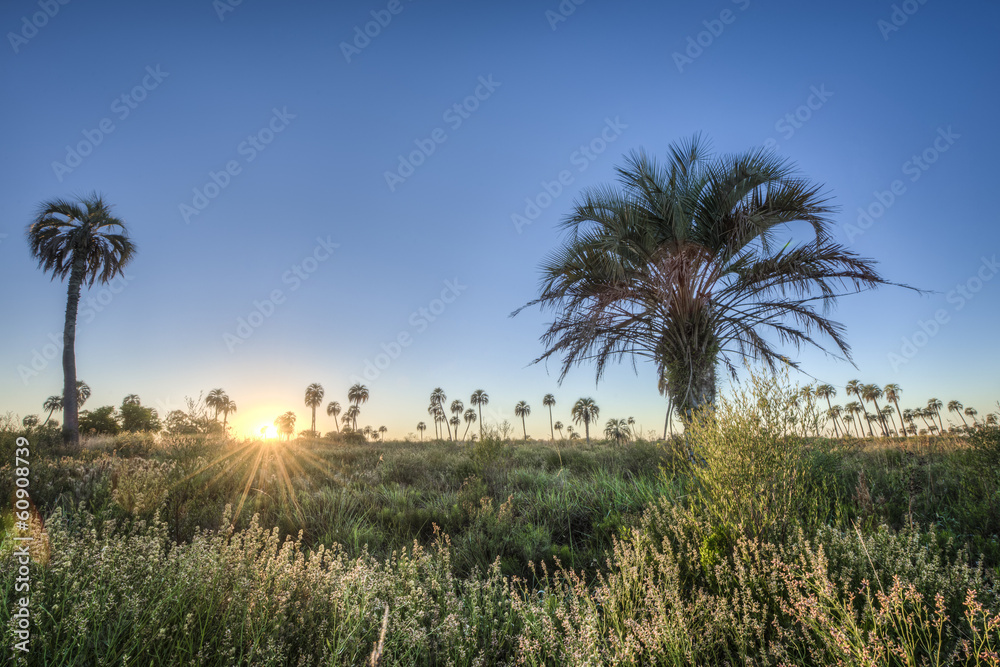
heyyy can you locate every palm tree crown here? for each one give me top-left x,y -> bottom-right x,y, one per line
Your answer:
326,401 -> 341,433
571,398 -> 600,444
304,383 -> 325,434
470,389 -> 489,438
514,401 -> 531,440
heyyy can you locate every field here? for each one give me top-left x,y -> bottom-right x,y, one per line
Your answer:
2,384 -> 1000,665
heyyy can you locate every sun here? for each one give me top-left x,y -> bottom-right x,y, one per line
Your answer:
257,423 -> 277,439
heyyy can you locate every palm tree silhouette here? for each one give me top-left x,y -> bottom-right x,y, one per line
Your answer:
844,401 -> 863,437
75,381 -> 91,409
462,408 -> 477,441
514,401 -> 531,440
26,194 -> 136,446
554,421 -> 564,439
274,411 -> 296,440
449,416 -> 460,438
816,384 -> 839,437
221,398 -> 237,432
344,405 -> 360,431
430,388 -> 451,440
826,405 -> 844,437
470,389 -> 489,439
122,394 -> 141,406
964,406 -> 979,425
927,398 -> 945,432
305,383 -> 325,434
450,399 -> 464,432
378,425 -> 387,442
605,418 -> 629,446
572,398 -> 599,444
948,400 -> 968,429
206,389 -> 227,421
542,394 -> 556,441
42,395 -> 63,425
859,384 -> 886,437
326,401 -> 341,433
417,421 -> 427,441
348,384 -> 369,430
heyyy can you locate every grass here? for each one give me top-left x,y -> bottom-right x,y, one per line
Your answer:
1,387 -> 999,665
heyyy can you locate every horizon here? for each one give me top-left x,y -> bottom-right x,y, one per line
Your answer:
2,0 -> 999,439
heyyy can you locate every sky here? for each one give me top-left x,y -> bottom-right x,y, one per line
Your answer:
1,0 -> 998,440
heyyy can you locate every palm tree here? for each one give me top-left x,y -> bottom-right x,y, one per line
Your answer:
965,406 -> 979,426
221,398 -> 237,432
326,401 -> 341,433
42,395 -> 63,425
274,411 -> 296,440
915,407 -> 934,432
462,408 -> 477,441
825,405 -> 844,437
122,394 -> 141,406
902,409 -> 917,436
26,194 -> 137,446
470,389 -> 489,438
948,400 -> 969,429
363,425 -> 373,441
880,406 -> 896,435
604,418 -> 630,446
571,398 -> 599,444
378,425 -> 387,442
554,420 -> 564,439
449,416 -> 461,438
627,417 -> 636,442
344,405 -> 360,431
927,398 -> 945,432
658,371 -> 674,439
206,388 -> 227,421
860,384 -> 887,437
304,383 -> 324,434
883,384 -> 905,437
75,381 -> 91,408
845,401 -> 863,437
430,388 -> 452,441
514,401 -> 531,440
451,400 -> 464,431
348,384 -> 369,430
417,421 -> 427,441
514,138 -> 904,419
427,403 -> 441,439
542,394 -> 556,441
816,384 -> 839,437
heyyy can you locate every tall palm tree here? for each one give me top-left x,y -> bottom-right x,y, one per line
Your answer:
627,416 -> 636,442
571,398 -> 599,444
26,194 -> 137,446
883,384 -> 905,437
42,395 -> 63,425
927,398 -> 945,432
378,425 -> 387,442
902,408 -> 917,436
514,138 -> 904,419
470,389 -> 489,438
344,405 -> 360,431
221,398 -> 237,432
449,416 -> 461,438
304,383 -> 325,434
450,399 -> 464,430
430,388 -> 452,440
206,388 -> 227,421
122,394 -> 141,406
462,408 -> 477,441
948,400 -> 969,429
825,405 -> 844,437
880,406 -> 896,435
860,384 -> 887,437
915,407 -> 934,432
553,421 -> 564,439
514,401 -> 531,440
816,384 -> 839,437
964,406 -> 979,426
348,383 -> 369,430
274,411 -> 296,440
605,418 -> 630,446
326,401 -> 341,433
417,421 -> 427,441
844,401 -> 863,437
542,394 -> 556,441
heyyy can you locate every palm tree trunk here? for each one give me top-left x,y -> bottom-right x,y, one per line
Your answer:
521,415 -> 527,440
311,407 -> 316,433
892,398 -> 906,436
441,402 -> 453,441
870,399 -> 888,437
62,258 -> 85,448
824,397 -> 840,437
477,405 -> 483,439
548,406 -> 554,441
584,420 -> 590,444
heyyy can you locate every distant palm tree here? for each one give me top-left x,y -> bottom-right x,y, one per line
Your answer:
430,388 -> 452,440
274,411 -> 296,440
880,406 -> 896,435
627,416 -> 636,442
326,401 -> 341,433
449,416 -> 461,438
26,194 -> 137,446
462,409 -> 477,441
965,406 -> 979,425
451,400 -> 464,431
554,421 -> 564,439
542,394 -> 556,441
826,405 -> 844,437
948,400 -> 969,429
378,425 -> 387,442
816,384 -> 839,437
42,395 -> 63,425
985,413 -> 997,426
470,389 -> 489,438
122,394 -> 141,406
417,421 -> 427,441
883,384 -> 905,437
206,388 -> 227,421
304,383 -> 325,434
221,398 -> 237,432
604,418 -> 630,446
844,401 -> 863,437
860,384 -> 888,437
75,381 -> 91,408
571,398 -> 599,444
348,384 -> 369,430
915,407 -> 934,432
22,415 -> 39,430
344,405 -> 360,431
927,398 -> 944,432
514,401 -> 531,440
363,425 -> 373,441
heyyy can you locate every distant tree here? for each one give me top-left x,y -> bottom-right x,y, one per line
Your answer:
553,420 -> 564,439
42,395 -> 63,425
571,398 -> 599,444
816,384 -> 839,437
305,383 -> 325,434
927,398 -> 945,432
430,388 -> 452,440
164,410 -> 199,435
542,394 -> 556,441
221,398 -> 237,432
861,384 -> 888,437
604,418 -> 630,446
965,406 -> 979,425
120,403 -> 161,432
462,408 -> 477,441
451,400 -> 464,434
26,194 -> 136,447
826,405 -> 844,437
514,401 -> 531,440
880,406 -> 896,435
79,405 -> 120,435
449,416 -> 461,438
948,400 -> 969,429
206,389 -> 227,421
274,412 -> 296,440
22,415 -> 39,430
417,421 -> 427,441
883,384 -> 905,436
326,401 -> 341,433
378,425 -> 387,442
344,405 -> 360,431
470,389 -> 489,439
122,394 -> 141,406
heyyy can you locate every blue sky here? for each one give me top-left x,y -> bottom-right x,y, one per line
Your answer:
2,0 -> 998,438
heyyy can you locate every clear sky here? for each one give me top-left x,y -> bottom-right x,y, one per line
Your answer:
2,0 -> 998,439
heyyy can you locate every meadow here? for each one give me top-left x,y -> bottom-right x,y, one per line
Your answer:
2,377 -> 999,665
